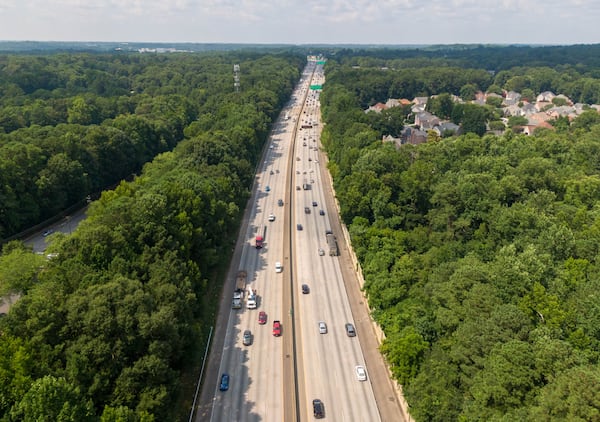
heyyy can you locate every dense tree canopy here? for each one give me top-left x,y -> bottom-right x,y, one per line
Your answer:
0,52 -> 301,239
321,48 -> 600,420
0,50 -> 303,420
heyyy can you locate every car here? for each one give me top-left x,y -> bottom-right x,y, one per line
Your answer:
297,224 -> 303,231
355,365 -> 367,381
308,157 -> 312,161
258,311 -> 267,325
243,330 -> 252,346
303,142 -> 307,146
318,248 -> 325,256
275,261 -> 282,273
265,185 -> 270,192
278,199 -> 284,206
272,320 -> 281,336
325,229 -> 333,235
296,186 -> 301,191
318,321 -> 327,334
313,399 -> 324,418
319,209 -> 325,216
312,201 -> 317,206
219,373 -> 230,391
268,213 -> 276,222
296,156 -> 301,161
304,207 -> 310,214
302,284 -> 310,294
42,229 -> 54,237
270,170 -> 274,175
345,323 -> 356,337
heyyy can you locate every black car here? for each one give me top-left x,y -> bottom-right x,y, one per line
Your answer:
319,209 -> 325,216
302,284 -> 310,294
304,207 -> 311,214
313,399 -> 324,418
297,224 -> 303,231
278,199 -> 284,206
312,201 -> 317,206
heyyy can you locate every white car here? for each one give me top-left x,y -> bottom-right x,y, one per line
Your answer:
318,321 -> 327,334
275,261 -> 282,273
355,365 -> 367,381
318,248 -> 325,256
268,213 -> 276,222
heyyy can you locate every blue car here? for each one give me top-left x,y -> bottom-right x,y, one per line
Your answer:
219,373 -> 229,391
265,186 -> 271,192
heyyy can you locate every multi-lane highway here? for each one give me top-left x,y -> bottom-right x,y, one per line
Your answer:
197,60 -> 399,421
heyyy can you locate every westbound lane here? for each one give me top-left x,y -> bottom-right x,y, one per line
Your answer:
204,63 -> 315,422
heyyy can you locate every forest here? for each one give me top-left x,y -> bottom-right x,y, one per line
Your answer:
0,51 -> 303,420
319,48 -> 600,421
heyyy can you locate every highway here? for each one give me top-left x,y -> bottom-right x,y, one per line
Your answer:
199,60 -> 396,421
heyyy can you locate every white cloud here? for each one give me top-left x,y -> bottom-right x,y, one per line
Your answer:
0,0 -> 599,43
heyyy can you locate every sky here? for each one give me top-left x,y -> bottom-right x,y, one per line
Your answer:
0,0 -> 599,45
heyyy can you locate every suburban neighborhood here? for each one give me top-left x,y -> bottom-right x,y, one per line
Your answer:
367,89 -> 600,148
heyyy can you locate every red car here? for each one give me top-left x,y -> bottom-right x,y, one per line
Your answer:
272,320 -> 281,337
258,311 -> 267,325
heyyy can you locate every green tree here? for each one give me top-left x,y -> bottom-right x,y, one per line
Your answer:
11,375 -> 95,421
380,327 -> 428,385
529,366 -> 600,421
100,406 -> 154,422
460,83 -> 478,101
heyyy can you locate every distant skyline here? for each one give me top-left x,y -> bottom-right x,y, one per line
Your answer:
1,0 -> 599,45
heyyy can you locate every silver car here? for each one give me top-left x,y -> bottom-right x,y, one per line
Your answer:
243,330 -> 252,346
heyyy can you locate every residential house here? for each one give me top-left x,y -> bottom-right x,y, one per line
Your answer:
504,104 -> 524,117
528,112 -> 553,125
536,91 -> 556,103
366,102 -> 387,113
414,111 -> 440,130
516,121 -> 555,135
433,122 -> 461,137
411,96 -> 429,113
521,102 -> 537,115
547,105 -> 577,120
400,127 -> 428,145
385,98 -> 401,108
503,91 -> 522,106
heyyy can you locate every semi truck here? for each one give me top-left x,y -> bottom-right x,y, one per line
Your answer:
326,233 -> 339,256
232,270 -> 247,309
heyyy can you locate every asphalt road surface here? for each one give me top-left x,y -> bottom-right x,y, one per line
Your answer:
197,61 -> 408,422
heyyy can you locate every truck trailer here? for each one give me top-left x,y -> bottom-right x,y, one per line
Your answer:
326,233 -> 339,256
232,270 -> 247,309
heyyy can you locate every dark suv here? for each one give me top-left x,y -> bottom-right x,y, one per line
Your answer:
313,399 -> 324,418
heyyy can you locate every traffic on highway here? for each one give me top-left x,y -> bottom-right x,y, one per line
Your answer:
203,59 -> 382,421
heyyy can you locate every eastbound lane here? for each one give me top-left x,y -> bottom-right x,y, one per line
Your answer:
292,73 -> 381,421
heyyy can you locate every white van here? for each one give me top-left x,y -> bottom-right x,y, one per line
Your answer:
275,261 -> 282,273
